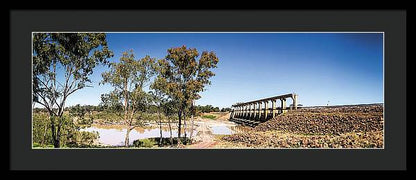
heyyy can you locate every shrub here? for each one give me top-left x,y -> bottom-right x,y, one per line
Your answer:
202,115 -> 216,120
133,137 -> 192,147
133,138 -> 156,148
32,112 -> 99,148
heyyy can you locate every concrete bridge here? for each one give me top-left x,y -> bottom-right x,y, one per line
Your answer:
229,93 -> 298,126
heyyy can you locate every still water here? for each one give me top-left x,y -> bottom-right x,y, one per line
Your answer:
81,123 -> 235,146
210,124 -> 234,135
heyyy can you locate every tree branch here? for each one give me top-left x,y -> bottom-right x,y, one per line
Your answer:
38,74 -> 62,111
35,91 -> 57,116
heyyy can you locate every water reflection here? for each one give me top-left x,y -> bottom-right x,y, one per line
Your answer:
82,126 -> 192,146
81,123 -> 237,146
210,125 -> 235,135
230,125 -> 252,133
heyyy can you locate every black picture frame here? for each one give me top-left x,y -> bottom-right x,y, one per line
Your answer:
10,10 -> 407,171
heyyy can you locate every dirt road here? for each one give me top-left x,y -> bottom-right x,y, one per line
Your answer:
186,115 -> 234,148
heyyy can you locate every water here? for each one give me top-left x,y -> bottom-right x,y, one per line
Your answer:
81,123 -> 236,146
210,124 -> 235,135
81,126 -> 182,146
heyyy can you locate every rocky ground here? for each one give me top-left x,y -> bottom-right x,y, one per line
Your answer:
220,104 -> 384,148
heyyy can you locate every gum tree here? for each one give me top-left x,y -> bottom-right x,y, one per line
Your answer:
149,80 -> 169,146
153,45 -> 219,142
100,50 -> 156,147
33,33 -> 113,148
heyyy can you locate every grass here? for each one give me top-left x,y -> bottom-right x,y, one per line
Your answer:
133,138 -> 157,148
202,115 -> 217,120
32,142 -> 54,148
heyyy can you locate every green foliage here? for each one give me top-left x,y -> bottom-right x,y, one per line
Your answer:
195,105 -> 221,113
64,105 -> 103,112
133,137 -> 192,147
221,107 -> 232,112
77,118 -> 94,127
33,142 -> 55,148
100,50 -> 157,120
133,138 -> 156,148
92,111 -> 123,124
69,104 -> 87,118
153,46 -> 219,109
99,92 -> 124,116
33,33 -> 113,148
213,107 -> 220,112
32,112 -> 53,145
152,45 -> 219,138
100,50 -> 157,147
32,112 -> 99,148
100,50 -> 156,122
33,33 -> 113,115
33,108 -> 49,113
66,131 -> 99,148
202,115 -> 217,120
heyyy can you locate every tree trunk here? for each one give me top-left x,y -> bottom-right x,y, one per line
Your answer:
53,139 -> 60,148
189,114 -> 194,140
177,110 -> 182,145
158,112 -> 163,146
41,124 -> 47,145
56,116 -> 63,147
123,80 -> 129,147
184,113 -> 187,144
125,127 -> 131,147
178,110 -> 182,138
49,115 -> 60,148
168,118 -> 173,146
53,118 -> 60,148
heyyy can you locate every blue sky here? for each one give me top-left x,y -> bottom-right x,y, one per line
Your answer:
49,33 -> 383,108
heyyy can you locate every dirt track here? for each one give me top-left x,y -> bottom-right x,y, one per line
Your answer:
186,114 -> 234,148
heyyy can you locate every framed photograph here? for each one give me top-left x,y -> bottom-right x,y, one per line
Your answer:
10,10 -> 407,171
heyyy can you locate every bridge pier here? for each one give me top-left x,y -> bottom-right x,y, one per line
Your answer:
272,99 -> 276,118
243,105 -> 247,119
241,105 -> 244,118
240,106 -> 243,118
246,104 -> 249,118
250,103 -> 254,119
245,105 -> 249,119
247,105 -> 250,118
264,101 -> 268,121
257,102 -> 262,120
249,103 -> 252,119
281,98 -> 287,113
293,94 -> 298,110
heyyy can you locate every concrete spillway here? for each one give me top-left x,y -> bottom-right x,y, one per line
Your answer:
229,93 -> 298,126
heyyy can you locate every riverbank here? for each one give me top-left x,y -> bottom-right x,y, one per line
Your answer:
34,104 -> 384,149
81,113 -> 238,147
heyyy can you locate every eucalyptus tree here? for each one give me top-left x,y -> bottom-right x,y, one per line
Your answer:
150,72 -> 181,146
152,45 -> 219,142
101,50 -> 156,147
69,104 -> 87,120
161,97 -> 179,145
33,33 -> 113,147
100,92 -> 124,114
149,82 -> 168,146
